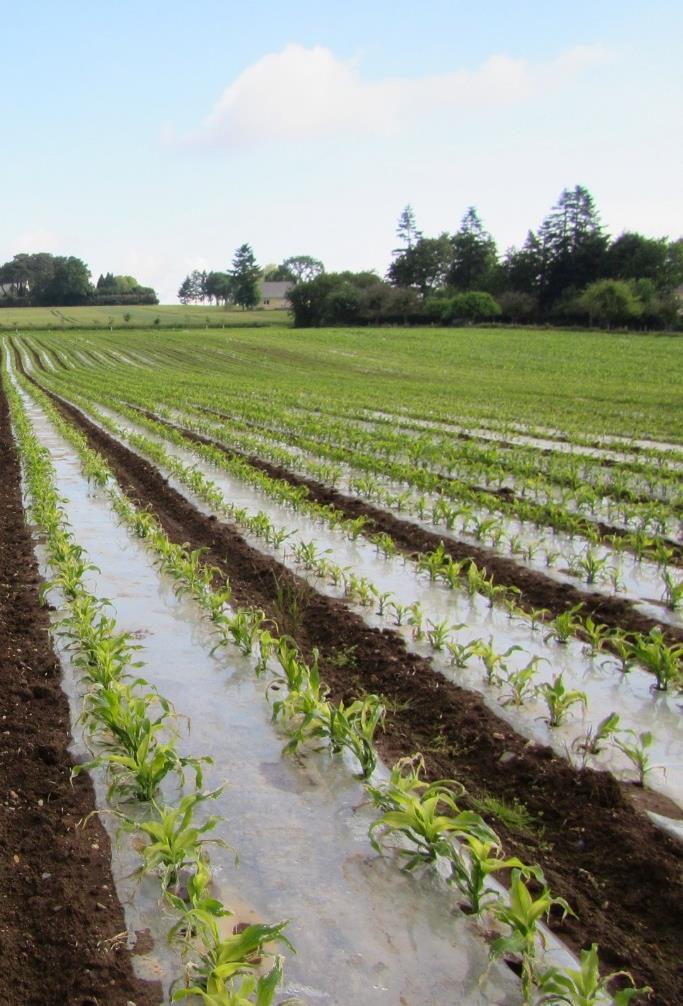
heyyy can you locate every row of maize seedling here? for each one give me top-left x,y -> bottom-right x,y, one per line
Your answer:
285,543 -> 666,785
337,398 -> 683,461
119,371 -> 678,507
24,348 -> 681,569
214,388 -> 681,492
19,352 -> 683,621
12,366 -> 662,1002
86,385 -> 683,621
200,405 -> 680,554
39,329 -> 683,526
366,753 -> 650,1005
154,391 -> 681,550
128,395 -> 681,607
60,384 -> 683,700
18,371 -> 389,783
42,382 -> 683,670
3,357 -> 296,1005
99,382 -> 680,574
28,377 -> 679,748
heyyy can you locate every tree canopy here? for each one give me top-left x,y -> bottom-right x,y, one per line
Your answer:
394,204 -> 421,253
446,207 -> 498,292
380,189 -> 683,329
265,255 -> 324,284
579,279 -> 642,328
0,253 -> 157,306
0,253 -> 91,305
230,244 -> 261,309
171,187 -> 683,329
387,235 -> 452,298
288,271 -> 420,327
95,272 -> 157,304
438,290 -> 502,324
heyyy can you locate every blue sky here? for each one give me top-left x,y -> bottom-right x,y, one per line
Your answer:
1,1 -> 681,302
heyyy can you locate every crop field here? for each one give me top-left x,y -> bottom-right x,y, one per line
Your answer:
0,303 -> 285,330
1,325 -> 682,1005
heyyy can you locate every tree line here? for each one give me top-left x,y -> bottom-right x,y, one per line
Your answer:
0,253 -> 158,307
292,187 -> 682,328
177,247 -> 324,307
195,187 -> 680,329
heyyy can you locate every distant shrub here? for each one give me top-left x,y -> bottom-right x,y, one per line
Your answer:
497,290 -> 539,324
439,291 -> 502,324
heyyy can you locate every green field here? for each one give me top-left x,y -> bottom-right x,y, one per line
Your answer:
6,321 -> 683,1005
22,324 -> 683,440
0,303 -> 286,329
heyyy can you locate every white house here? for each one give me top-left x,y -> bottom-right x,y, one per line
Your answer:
260,281 -> 293,309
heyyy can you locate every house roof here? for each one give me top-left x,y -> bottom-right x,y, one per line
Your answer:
261,281 -> 294,299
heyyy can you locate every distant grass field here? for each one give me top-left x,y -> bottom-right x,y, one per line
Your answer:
21,324 -> 683,440
0,303 -> 287,329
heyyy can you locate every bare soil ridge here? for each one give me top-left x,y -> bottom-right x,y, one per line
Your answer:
0,380 -> 160,1006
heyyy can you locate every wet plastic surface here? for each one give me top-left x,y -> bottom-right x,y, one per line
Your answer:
21,387 -> 523,1005
95,402 -> 683,811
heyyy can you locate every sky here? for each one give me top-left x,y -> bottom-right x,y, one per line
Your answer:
1,1 -> 682,303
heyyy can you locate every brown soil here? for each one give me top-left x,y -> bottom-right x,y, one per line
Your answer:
38,383 -> 683,1005
143,409 -> 682,645
0,384 -> 160,1006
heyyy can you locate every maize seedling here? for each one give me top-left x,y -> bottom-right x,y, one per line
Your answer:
448,834 -> 538,916
172,923 -> 293,1002
367,758 -> 491,873
629,628 -> 682,691
535,675 -> 587,728
572,712 -> 621,764
535,942 -> 651,1006
613,730 -> 657,786
490,869 -> 573,1003
544,604 -> 584,645
500,658 -> 546,707
122,788 -> 229,892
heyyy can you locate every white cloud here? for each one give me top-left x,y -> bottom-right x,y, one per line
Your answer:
177,42 -> 613,148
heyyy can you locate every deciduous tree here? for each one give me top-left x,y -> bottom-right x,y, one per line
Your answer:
273,255 -> 324,284
439,290 -> 502,323
607,232 -> 670,286
41,256 -> 92,305
205,270 -> 233,305
387,234 -> 452,298
579,279 -> 642,328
